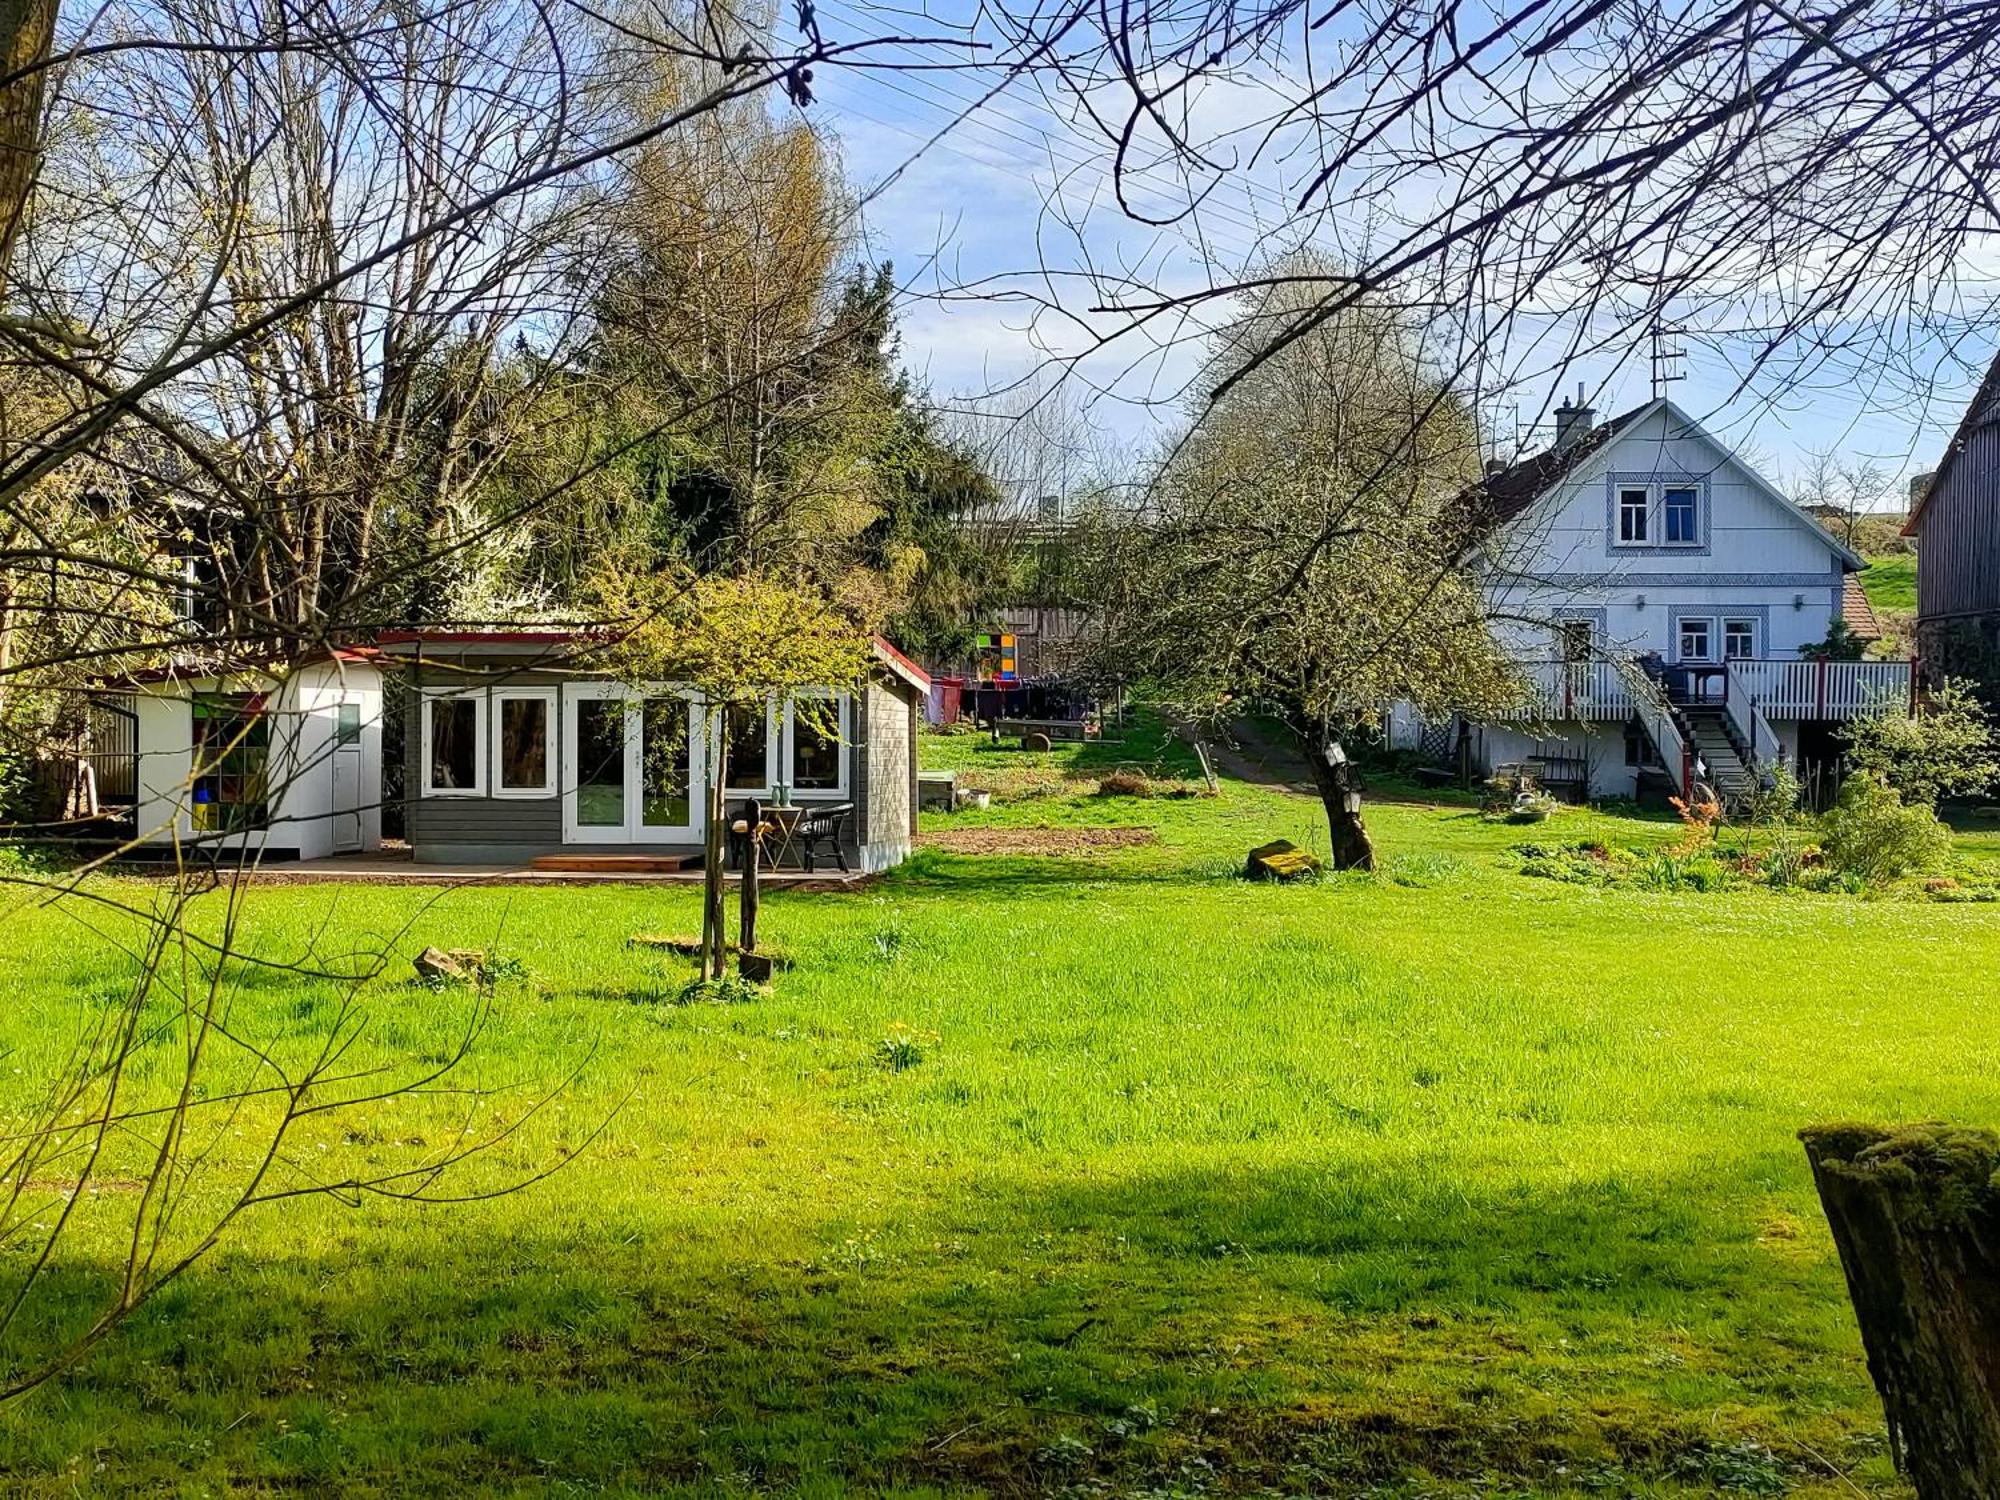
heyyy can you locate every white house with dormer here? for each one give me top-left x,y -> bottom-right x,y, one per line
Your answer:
1410,393 -> 1913,803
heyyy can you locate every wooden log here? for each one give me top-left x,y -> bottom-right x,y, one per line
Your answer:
1800,1122 -> 2000,1499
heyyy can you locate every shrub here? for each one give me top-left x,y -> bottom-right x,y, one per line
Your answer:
1819,775 -> 1953,883
1843,677 -> 1999,808
1929,882 -> 2000,903
0,843 -> 50,879
1381,852 -> 1470,887
1759,842 -> 1820,890
1638,853 -> 1732,892
1515,840 -> 1627,885
1667,792 -> 1723,853
1736,764 -> 1801,828
1800,619 -> 1869,662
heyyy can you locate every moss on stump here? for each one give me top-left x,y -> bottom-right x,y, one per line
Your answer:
1800,1121 -> 2000,1499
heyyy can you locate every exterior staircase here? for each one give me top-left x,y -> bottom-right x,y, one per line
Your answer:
1676,704 -> 1756,805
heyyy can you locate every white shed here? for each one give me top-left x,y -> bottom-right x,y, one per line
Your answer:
126,650 -> 385,860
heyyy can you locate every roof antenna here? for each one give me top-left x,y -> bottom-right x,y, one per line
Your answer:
1649,320 -> 1686,399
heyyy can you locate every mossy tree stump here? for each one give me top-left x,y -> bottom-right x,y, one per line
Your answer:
1800,1123 -> 2000,1499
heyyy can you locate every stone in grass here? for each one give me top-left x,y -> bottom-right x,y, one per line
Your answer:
413,946 -> 485,983
1245,839 -> 1323,882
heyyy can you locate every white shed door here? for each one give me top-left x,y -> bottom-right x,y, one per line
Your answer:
330,702 -> 363,852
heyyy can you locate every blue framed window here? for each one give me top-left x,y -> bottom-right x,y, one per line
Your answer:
1662,486 -> 1698,544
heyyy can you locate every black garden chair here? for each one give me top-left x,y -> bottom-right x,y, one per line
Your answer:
728,801 -> 854,873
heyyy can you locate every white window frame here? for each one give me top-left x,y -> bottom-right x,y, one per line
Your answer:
420,687 -> 486,798
1617,486 -> 1650,544
1661,485 -> 1700,545
1678,616 -> 1716,663
1722,617 -> 1757,661
782,691 -> 850,798
490,687 -> 556,798
1614,481 -> 1704,549
716,695 -> 778,796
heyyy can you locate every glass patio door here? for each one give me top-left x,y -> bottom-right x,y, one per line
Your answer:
637,694 -> 700,840
562,688 -> 704,844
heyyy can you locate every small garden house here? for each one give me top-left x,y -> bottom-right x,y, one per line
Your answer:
379,630 -> 927,871
120,650 -> 388,860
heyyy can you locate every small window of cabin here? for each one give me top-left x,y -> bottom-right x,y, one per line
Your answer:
724,700 -> 774,790
788,696 -> 847,793
493,692 -> 554,796
424,693 -> 484,796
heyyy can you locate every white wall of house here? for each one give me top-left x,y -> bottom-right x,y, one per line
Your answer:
1479,402 -> 1854,671
131,658 -> 384,859
1477,722 -> 1631,799
1470,718 -> 1810,800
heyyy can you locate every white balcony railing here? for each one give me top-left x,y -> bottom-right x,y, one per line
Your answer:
1727,658 -> 1914,720
1503,660 -> 1634,721
1506,657 -> 1912,724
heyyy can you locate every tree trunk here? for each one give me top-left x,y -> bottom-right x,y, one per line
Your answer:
1301,728 -> 1374,870
1800,1123 -> 2000,1499
0,0 -> 54,304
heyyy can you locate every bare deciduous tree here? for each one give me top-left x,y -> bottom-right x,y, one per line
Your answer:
1076,269 -> 1516,867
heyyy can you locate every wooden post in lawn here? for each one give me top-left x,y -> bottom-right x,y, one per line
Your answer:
1800,1123 -> 2000,1499
701,707 -> 728,982
739,796 -> 761,962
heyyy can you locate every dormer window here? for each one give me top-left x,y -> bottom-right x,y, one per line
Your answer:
1610,478 -> 1704,549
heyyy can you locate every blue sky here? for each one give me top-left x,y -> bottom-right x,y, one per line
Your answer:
808,12 -> 1991,503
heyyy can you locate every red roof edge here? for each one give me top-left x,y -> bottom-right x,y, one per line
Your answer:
376,627 -> 931,690
871,635 -> 931,692
376,628 -> 587,646
106,642 -> 385,686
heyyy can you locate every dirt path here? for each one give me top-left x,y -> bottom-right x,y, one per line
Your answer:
919,826 -> 1157,856
1221,716 -> 1317,792
1165,713 -> 1315,794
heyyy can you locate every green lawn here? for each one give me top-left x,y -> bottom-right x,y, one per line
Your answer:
1859,555 -> 1916,614
0,723 -> 1994,1495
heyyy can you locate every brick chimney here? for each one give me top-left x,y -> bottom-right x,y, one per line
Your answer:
1553,382 -> 1594,451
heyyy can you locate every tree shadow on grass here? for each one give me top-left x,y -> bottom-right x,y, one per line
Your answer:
0,1154 -> 1884,1496
864,849 -> 1244,895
